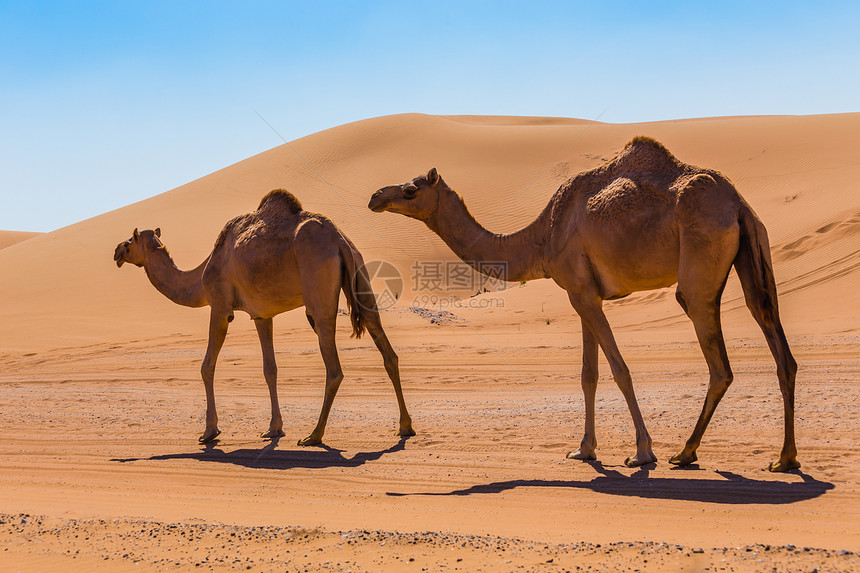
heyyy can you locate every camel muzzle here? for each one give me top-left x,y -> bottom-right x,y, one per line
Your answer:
368,191 -> 389,212
114,244 -> 126,267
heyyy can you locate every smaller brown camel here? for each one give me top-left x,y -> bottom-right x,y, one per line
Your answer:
114,189 -> 415,445
369,137 -> 798,471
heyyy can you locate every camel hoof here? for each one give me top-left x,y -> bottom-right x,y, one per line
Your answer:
198,428 -> 221,444
566,449 -> 596,461
297,435 -> 322,447
397,426 -> 416,437
669,451 -> 697,466
260,429 -> 285,440
768,459 -> 801,472
625,452 -> 657,467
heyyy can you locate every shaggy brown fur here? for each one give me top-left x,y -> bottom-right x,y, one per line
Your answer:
258,188 -> 303,213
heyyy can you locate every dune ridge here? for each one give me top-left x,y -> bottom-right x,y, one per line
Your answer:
0,112 -> 857,350
0,230 -> 42,251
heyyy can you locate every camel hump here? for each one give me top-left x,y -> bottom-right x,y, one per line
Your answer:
257,189 -> 303,214
625,135 -> 673,154
612,136 -> 680,171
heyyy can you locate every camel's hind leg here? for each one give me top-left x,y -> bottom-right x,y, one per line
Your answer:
299,315 -> 343,447
670,225 -> 738,467
743,301 -> 798,471
296,250 -> 344,447
567,318 -> 599,460
363,310 -> 415,437
254,317 -> 285,440
734,224 -> 799,472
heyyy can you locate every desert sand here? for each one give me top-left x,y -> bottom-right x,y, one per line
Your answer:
0,113 -> 858,571
0,231 -> 41,252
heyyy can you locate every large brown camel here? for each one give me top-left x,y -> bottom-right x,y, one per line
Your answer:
114,189 -> 415,445
368,137 -> 798,471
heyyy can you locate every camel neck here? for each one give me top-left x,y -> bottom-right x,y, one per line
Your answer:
142,245 -> 210,308
426,188 -> 549,283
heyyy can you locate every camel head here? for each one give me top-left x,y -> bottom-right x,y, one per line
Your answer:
368,167 -> 445,222
114,227 -> 162,268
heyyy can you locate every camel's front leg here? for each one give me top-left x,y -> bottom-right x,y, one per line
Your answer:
570,294 -> 656,467
298,319 -> 343,446
199,310 -> 230,443
567,318 -> 598,461
255,318 -> 285,439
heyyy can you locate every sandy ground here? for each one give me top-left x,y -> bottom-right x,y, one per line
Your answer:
1,327 -> 858,571
2,516 -> 855,573
1,113 -> 859,570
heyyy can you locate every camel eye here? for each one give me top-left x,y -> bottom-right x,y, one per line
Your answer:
402,184 -> 418,199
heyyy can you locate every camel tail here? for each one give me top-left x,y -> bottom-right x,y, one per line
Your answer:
733,200 -> 797,374
734,201 -> 779,323
337,237 -> 368,339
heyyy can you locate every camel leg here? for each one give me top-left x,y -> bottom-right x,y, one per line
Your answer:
567,318 -> 599,460
298,317 -> 343,446
670,224 -> 737,466
254,317 -> 285,439
199,309 -> 230,443
736,267 -> 799,472
669,295 -> 732,466
569,294 -> 655,467
295,247 -> 344,447
364,311 -> 415,437
750,309 -> 798,471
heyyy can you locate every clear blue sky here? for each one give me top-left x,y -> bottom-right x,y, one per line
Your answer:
2,1 -> 858,232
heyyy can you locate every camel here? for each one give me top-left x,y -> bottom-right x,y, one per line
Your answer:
114,189 -> 415,445
368,137 -> 798,471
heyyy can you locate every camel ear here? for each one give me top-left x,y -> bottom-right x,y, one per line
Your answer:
154,228 -> 161,238
427,167 -> 439,185
133,228 -> 139,240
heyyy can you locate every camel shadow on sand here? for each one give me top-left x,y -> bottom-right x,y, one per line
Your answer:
386,461 -> 833,505
111,436 -> 409,471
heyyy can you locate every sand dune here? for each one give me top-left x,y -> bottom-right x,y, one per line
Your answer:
0,230 -> 41,251
0,112 -> 857,351
1,113 -> 858,569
